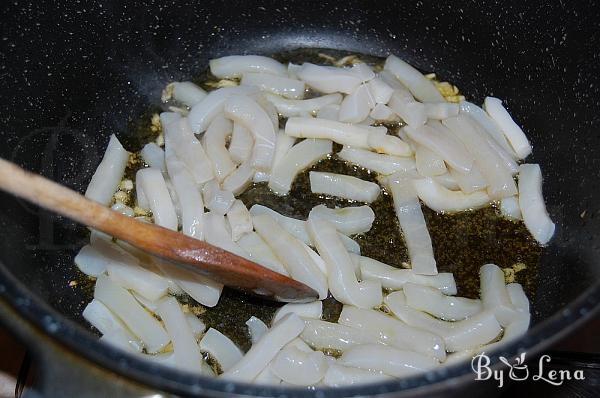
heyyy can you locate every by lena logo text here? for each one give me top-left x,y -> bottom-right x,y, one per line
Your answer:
471,352 -> 585,388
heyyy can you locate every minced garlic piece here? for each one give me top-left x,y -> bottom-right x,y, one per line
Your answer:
119,179 -> 134,191
150,113 -> 161,133
426,74 -> 465,103
333,55 -> 361,67
205,79 -> 238,88
113,190 -> 128,203
503,262 -> 527,283
161,82 -> 175,103
155,132 -> 164,147
134,206 -> 150,216
190,305 -> 206,316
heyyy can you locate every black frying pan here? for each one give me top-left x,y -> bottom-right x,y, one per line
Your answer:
1,0 -> 599,397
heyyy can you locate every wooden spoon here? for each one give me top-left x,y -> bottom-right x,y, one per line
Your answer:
0,158 -> 318,302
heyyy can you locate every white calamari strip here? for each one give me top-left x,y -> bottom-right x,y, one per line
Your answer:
359,256 -> 456,294
500,196 -> 522,221
316,104 -> 340,120
268,139 -> 332,195
483,282 -> 531,352
253,214 -> 328,299
199,328 -> 244,372
403,282 -> 482,321
203,212 -> 247,257
136,168 -> 178,230
248,204 -> 359,253
246,316 -> 269,344
300,241 -> 329,276
367,77 -> 394,104
241,72 -> 305,99
228,123 -> 254,164
443,115 -> 517,199
306,218 -> 382,308
140,142 -> 166,172
224,95 -> 277,171
425,102 -> 459,119
272,301 -> 322,324
438,115 -> 518,176
162,113 -> 214,184
226,200 -> 253,241
186,313 -> 206,337
339,84 -> 375,123
412,177 -> 491,213
94,275 -> 169,353
415,145 -> 447,177
387,178 -> 437,275
203,115 -> 236,181
74,245 -> 109,277
202,180 -> 235,215
404,125 -> 472,172
237,232 -> 289,276
433,173 -> 460,190
338,147 -> 417,176
339,344 -> 439,377
83,299 -> 130,337
370,103 -> 399,122
322,362 -> 392,387
156,260 -> 223,308
448,166 -> 488,194
85,134 -> 129,205
367,131 -> 412,157
459,101 -> 517,158
156,297 -> 205,374
351,62 -> 375,82
222,161 -> 255,195
384,55 -> 444,102
270,345 -> 328,385
387,89 -> 427,127
272,129 -> 296,169
300,318 -> 385,351
253,367 -> 282,385
165,147 -> 204,239
222,313 -> 305,381
309,171 -> 380,203
385,291 -> 502,352
187,86 -> 257,134
339,306 -> 446,361
309,204 -> 374,235
266,93 -> 342,117
480,263 -> 517,326
93,238 -> 169,301
297,63 -> 362,94
210,55 -> 286,78
285,116 -> 386,148
518,164 -> 555,244
483,97 -> 532,159
163,81 -> 207,107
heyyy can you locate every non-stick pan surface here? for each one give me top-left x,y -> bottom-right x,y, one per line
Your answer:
0,0 -> 599,397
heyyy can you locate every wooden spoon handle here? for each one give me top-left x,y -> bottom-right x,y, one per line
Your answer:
0,157 -> 318,302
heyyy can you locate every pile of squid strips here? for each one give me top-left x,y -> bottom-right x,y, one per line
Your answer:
76,53 -> 555,386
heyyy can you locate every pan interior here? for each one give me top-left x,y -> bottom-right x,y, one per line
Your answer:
0,0 -> 599,394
